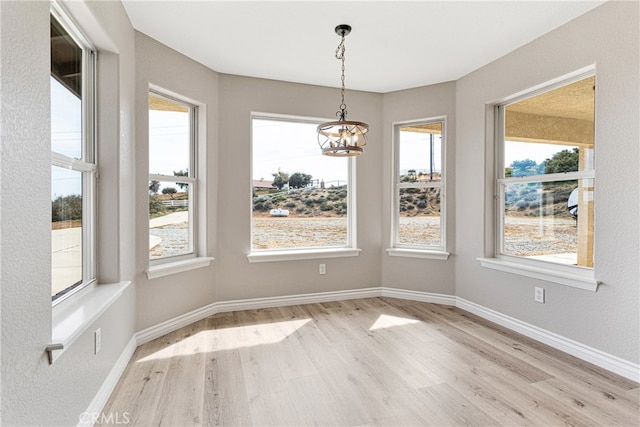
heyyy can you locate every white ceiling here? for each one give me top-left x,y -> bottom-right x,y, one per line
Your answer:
122,1 -> 605,93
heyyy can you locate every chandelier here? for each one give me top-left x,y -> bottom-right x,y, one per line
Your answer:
317,25 -> 369,157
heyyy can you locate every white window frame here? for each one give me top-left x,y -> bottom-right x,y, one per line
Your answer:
148,90 -> 198,266
247,113 -> 360,263
387,117 -> 448,260
479,71 -> 599,291
51,2 -> 97,305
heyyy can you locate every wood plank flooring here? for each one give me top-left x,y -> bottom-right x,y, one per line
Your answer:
99,298 -> 639,426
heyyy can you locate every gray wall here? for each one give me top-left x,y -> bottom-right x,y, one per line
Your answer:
381,82 -> 457,295
454,0 -> 639,363
0,1 -> 137,426
134,33 -> 219,330
1,1 -> 638,425
215,74 -> 383,304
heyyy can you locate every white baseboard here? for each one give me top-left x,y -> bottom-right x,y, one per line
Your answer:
78,336 -> 137,427
84,286 -> 638,427
135,286 -> 638,382
380,287 -> 457,306
136,287 -> 381,345
456,297 -> 640,383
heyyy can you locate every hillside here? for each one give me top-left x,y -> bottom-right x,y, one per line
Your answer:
505,181 -> 576,218
253,181 -> 577,219
253,186 -> 348,217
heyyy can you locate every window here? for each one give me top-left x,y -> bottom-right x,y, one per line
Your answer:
51,6 -> 96,303
496,75 -> 595,270
390,119 -> 446,256
148,92 -> 197,263
250,115 -> 357,260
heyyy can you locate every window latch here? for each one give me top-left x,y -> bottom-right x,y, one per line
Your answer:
46,343 -> 64,365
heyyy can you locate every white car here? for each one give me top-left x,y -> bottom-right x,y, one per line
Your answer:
269,208 -> 289,217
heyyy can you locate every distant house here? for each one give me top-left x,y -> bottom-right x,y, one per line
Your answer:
253,179 -> 273,189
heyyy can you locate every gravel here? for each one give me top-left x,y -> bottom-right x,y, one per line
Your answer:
149,214 -> 580,258
150,222 -> 189,259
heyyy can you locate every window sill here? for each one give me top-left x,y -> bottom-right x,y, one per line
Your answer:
247,248 -> 361,263
477,257 -> 599,291
146,257 -> 214,280
48,281 -> 131,364
386,248 -> 450,260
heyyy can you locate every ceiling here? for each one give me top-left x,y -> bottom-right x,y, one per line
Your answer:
121,1 -> 605,94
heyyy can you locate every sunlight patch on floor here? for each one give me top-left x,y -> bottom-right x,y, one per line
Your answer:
369,314 -> 421,331
137,318 -> 311,363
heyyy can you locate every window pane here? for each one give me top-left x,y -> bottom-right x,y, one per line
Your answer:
399,123 -> 442,183
149,181 -> 191,260
503,76 -> 595,177
51,16 -> 83,158
252,118 -> 349,250
398,187 -> 441,246
52,166 -> 83,298
502,179 -> 594,267
149,94 -> 191,176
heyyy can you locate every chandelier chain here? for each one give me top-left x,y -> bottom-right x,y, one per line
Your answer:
335,34 -> 347,120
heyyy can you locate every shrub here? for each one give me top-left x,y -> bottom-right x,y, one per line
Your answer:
148,196 -> 166,217
52,194 -> 83,222
524,192 -> 539,202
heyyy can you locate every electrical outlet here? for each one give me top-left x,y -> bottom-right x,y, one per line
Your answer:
319,263 -> 326,275
534,287 -> 545,303
94,328 -> 101,355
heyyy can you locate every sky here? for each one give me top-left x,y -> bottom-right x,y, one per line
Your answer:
52,78 -> 579,199
252,118 -> 348,185
149,110 -> 190,176
398,130 -> 442,175
505,141 -> 577,168
252,119 -> 448,185
51,77 -> 82,200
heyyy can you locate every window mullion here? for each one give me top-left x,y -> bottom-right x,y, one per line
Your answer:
150,174 -> 196,184
398,182 -> 442,189
51,152 -> 96,172
499,170 -> 595,185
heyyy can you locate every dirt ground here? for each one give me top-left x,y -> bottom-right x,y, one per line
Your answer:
252,215 -> 579,257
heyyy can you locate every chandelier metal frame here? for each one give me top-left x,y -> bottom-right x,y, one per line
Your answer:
317,24 -> 369,157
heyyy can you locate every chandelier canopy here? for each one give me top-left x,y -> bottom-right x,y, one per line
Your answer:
317,25 -> 369,157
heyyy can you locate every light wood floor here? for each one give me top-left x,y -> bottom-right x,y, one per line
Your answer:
100,298 -> 639,426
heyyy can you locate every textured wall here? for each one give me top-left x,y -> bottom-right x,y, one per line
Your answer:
454,1 -> 639,363
0,1 -> 137,425
134,33 -> 219,331
380,82 -> 457,295
215,75 -> 383,304
1,2 -> 638,426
